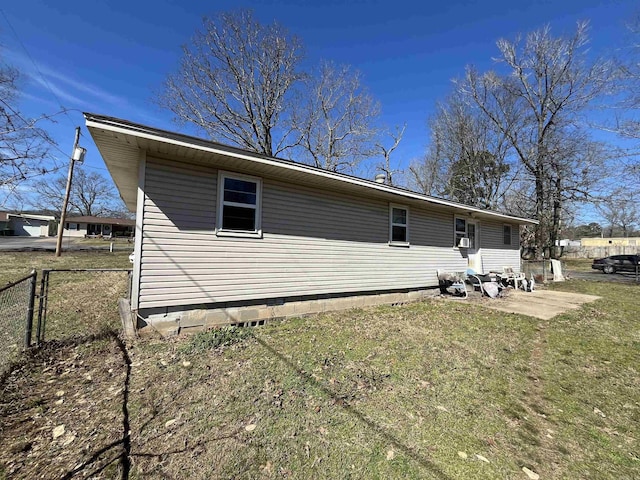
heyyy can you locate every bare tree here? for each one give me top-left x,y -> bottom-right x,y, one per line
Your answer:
1,55 -> 55,193
615,14 -> 640,141
412,93 -> 515,209
567,222 -> 603,239
35,167 -> 126,217
292,61 -> 380,172
159,10 -> 304,156
375,124 -> 405,186
607,14 -> 640,188
596,188 -> 639,237
460,22 -> 614,258
408,150 -> 444,196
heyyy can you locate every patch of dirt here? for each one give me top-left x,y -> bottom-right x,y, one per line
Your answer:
0,330 -> 130,479
514,320 -> 556,478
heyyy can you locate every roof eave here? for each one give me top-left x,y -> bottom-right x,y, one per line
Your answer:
85,113 -> 539,226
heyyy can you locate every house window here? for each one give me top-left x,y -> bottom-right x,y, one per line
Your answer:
467,222 -> 476,248
503,225 -> 512,245
216,171 -> 262,237
454,217 -> 478,248
389,205 -> 409,245
455,217 -> 467,247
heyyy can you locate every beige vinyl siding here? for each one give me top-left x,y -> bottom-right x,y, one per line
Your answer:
139,157 -> 468,309
480,221 -> 521,273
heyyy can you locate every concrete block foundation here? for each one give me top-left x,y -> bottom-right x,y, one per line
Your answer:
138,288 -> 439,336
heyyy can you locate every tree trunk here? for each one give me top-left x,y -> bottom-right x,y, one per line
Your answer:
534,166 -> 546,260
550,192 -> 562,259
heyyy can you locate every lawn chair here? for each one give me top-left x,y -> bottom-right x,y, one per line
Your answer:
466,268 -> 503,297
500,267 -> 526,290
437,270 -> 468,298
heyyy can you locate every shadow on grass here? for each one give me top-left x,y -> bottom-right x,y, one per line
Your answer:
58,331 -> 242,480
254,335 -> 451,480
0,330 -> 113,390
58,329 -> 132,480
0,328 -> 133,479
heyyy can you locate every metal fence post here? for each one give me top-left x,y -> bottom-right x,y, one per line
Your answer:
24,270 -> 37,348
36,270 -> 49,346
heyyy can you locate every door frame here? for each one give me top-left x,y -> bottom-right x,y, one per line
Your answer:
466,220 -> 482,272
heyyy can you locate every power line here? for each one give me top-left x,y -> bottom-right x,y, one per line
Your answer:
0,8 -> 76,130
0,95 -> 70,160
0,100 -> 107,174
0,13 -> 99,185
82,164 -> 110,172
0,163 -> 67,192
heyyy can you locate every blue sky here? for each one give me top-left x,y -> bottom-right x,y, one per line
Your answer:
1,0 -> 637,214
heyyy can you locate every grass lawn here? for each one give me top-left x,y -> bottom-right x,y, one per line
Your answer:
0,251 -> 131,372
0,251 -> 132,285
0,253 -> 638,479
71,237 -> 135,248
563,258 -> 595,273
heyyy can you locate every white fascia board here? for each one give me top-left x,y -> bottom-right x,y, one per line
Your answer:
9,214 -> 55,221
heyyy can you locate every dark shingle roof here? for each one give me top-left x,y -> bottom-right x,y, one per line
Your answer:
66,216 -> 134,226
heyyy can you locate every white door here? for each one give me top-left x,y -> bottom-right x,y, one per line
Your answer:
467,221 -> 483,272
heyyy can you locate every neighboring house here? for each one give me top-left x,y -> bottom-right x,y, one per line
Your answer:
565,236 -> 640,259
555,239 -> 581,247
0,212 -> 55,237
86,113 -> 538,334
0,212 -> 9,236
581,237 -> 640,247
64,216 -> 135,237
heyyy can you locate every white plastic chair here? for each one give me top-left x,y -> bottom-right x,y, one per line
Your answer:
501,267 -> 526,290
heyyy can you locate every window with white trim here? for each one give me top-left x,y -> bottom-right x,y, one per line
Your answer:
503,224 -> 512,245
389,205 -> 409,245
216,171 -> 262,237
454,217 -> 467,247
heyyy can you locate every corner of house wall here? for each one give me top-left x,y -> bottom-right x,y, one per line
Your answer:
130,150 -> 146,311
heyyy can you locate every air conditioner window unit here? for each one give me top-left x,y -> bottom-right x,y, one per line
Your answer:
458,237 -> 470,248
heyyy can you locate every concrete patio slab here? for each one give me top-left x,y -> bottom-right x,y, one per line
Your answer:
483,289 -> 601,320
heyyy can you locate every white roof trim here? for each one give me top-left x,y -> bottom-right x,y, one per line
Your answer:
8,213 -> 55,221
85,114 -> 538,225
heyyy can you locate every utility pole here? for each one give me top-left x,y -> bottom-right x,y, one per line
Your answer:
55,127 -> 83,257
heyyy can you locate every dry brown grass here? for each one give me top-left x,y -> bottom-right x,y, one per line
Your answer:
0,257 -> 638,479
0,332 -> 129,479
0,251 -> 132,285
126,301 -> 538,479
44,271 -> 129,341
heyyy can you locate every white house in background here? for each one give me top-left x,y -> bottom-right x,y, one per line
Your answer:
86,113 -> 538,335
63,215 -> 135,238
0,212 -> 55,237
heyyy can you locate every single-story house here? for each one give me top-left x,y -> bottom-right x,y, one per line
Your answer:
0,212 -> 55,237
64,216 -> 135,237
86,113 -> 538,334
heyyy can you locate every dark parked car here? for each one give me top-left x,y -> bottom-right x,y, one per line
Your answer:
591,255 -> 640,274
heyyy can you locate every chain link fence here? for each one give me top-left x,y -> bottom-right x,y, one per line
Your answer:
522,259 -> 569,282
37,269 -> 131,343
0,270 -> 37,375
